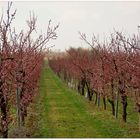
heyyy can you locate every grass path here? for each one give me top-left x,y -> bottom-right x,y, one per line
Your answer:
27,65 -> 140,138
35,66 -> 102,138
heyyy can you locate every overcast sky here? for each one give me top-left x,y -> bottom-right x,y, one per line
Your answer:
0,1 -> 140,51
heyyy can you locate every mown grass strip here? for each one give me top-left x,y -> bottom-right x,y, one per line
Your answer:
26,64 -> 140,138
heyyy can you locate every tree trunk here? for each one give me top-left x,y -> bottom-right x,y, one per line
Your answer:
110,79 -> 115,116
97,93 -> 100,108
85,81 -> 92,101
2,129 -> 8,138
87,89 -> 92,101
95,93 -> 97,105
122,95 -> 127,122
115,92 -> 119,119
63,71 -> 67,82
118,74 -> 127,122
88,93 -> 92,101
74,81 -> 77,90
91,89 -> 94,101
57,72 -> 60,78
81,79 -> 85,96
0,94 -> 8,138
103,97 -> 106,110
112,102 -> 115,116
138,109 -> 140,132
21,106 -> 25,126
108,99 -> 115,116
137,102 -> 140,132
16,88 -> 21,129
21,114 -> 25,126
77,81 -> 81,94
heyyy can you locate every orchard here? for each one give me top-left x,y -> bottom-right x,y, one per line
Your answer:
49,31 -> 140,132
0,2 -> 140,138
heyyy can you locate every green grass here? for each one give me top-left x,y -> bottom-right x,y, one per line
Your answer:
26,64 -> 140,138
